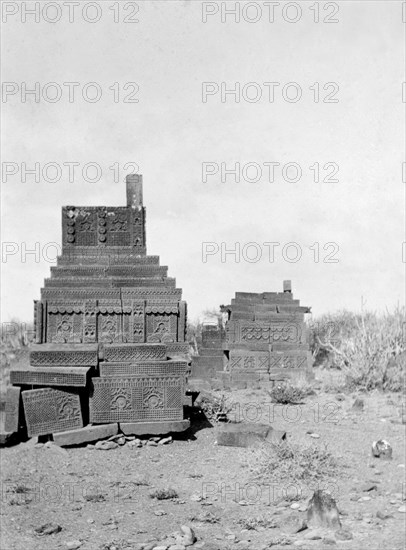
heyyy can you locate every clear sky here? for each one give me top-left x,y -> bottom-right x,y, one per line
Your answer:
1,0 -> 405,324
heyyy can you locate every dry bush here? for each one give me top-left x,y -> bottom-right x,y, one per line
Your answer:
309,306 -> 405,392
268,382 -> 313,404
0,319 -> 32,396
249,441 -> 340,484
237,516 -> 279,530
198,392 -> 232,423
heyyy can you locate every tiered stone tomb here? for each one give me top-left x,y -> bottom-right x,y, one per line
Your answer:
7,175 -> 190,441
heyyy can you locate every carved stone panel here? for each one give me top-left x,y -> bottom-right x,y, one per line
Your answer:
90,376 -> 184,423
146,313 -> 177,343
22,388 -> 83,437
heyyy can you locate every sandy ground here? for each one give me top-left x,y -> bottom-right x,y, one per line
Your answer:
1,386 -> 405,550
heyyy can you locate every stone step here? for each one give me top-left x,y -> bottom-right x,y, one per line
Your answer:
44,277 -> 176,288
57,254 -> 160,266
51,265 -> 168,278
119,419 -> 190,436
41,288 -> 183,301
53,423 -> 119,446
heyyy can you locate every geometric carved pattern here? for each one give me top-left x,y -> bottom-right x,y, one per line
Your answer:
229,353 -> 269,372
132,301 -> 145,343
103,344 -> 167,362
10,367 -> 90,387
165,342 -> 190,357
222,287 -> 312,387
269,352 -> 309,370
29,345 -> 98,367
99,360 -> 187,377
84,300 -> 97,343
22,388 -> 83,437
146,313 -> 177,343
90,377 -> 184,423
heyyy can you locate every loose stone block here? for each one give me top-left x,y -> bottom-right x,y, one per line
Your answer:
4,386 -> 21,433
29,344 -> 99,367
103,343 -> 166,362
216,423 -> 286,448
120,419 -> 190,435
53,423 -> 119,446
90,377 -> 185,423
10,367 -> 91,387
22,388 -> 83,437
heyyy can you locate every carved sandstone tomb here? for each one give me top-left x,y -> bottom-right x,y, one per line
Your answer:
9,174 -> 190,439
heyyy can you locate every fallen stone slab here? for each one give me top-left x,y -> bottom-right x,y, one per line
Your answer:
120,420 -> 190,436
216,423 -> 286,448
53,423 -> 119,446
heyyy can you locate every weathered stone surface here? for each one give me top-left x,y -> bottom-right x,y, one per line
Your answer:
10,366 -> 90,387
22,388 -> 83,437
8,175 -> 190,436
29,343 -> 99,367
216,423 -> 286,448
307,490 -> 341,530
53,423 -> 119,446
4,386 -> 21,433
280,512 -> 307,534
90,377 -> 185,423
99,360 -> 187,377
102,343 -> 167,362
120,419 -> 190,435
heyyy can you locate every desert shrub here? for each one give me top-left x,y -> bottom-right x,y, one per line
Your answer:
0,319 -> 32,396
309,307 -> 405,391
268,383 -> 312,404
249,441 -> 340,484
198,392 -> 232,423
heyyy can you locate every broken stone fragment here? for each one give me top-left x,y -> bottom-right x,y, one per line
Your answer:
66,541 -> 82,549
34,523 -> 62,536
307,490 -> 341,530
352,397 -> 364,411
159,436 -> 173,445
216,423 -> 286,448
335,529 -> 353,540
174,525 -> 196,547
280,513 -> 307,534
372,440 -> 393,459
95,440 -> 118,450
